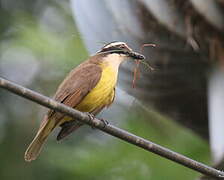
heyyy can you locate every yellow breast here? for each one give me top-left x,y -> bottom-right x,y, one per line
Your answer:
75,64 -> 118,113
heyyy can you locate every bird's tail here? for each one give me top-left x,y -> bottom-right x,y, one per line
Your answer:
24,116 -> 56,162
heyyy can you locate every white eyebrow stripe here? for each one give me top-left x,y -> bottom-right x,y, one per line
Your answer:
103,42 -> 126,49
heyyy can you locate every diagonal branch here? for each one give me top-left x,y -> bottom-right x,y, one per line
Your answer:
0,77 -> 223,178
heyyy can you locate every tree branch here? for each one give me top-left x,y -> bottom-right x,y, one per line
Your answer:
0,77 -> 223,178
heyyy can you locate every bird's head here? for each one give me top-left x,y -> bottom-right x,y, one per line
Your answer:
97,41 -> 145,61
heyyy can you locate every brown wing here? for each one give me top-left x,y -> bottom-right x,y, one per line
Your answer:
46,59 -> 102,124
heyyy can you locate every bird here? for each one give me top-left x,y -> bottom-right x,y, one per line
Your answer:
24,41 -> 145,162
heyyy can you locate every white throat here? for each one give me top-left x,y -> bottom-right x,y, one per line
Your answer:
103,54 -> 126,69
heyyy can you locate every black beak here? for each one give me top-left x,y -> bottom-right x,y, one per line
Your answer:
126,51 -> 145,60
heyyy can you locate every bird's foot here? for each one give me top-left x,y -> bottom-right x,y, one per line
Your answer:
86,112 -> 95,121
99,118 -> 109,128
86,112 -> 96,129
86,113 -> 109,129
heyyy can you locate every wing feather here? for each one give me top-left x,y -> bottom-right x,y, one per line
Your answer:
47,61 -> 102,123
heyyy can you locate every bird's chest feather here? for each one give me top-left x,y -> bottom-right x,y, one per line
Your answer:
76,65 -> 118,112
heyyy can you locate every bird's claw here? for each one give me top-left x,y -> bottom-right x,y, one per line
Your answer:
86,112 -> 96,129
86,113 -> 109,129
99,118 -> 109,128
86,112 -> 95,121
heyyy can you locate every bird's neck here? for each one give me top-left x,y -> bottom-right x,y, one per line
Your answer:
101,54 -> 126,71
